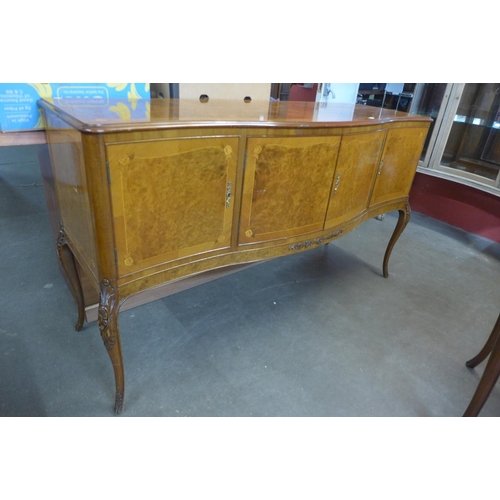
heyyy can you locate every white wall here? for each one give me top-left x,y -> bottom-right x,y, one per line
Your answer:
316,83 -> 359,104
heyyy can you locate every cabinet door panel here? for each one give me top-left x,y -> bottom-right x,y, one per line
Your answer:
239,136 -> 341,244
369,127 -> 428,206
107,137 -> 238,277
325,130 -> 385,228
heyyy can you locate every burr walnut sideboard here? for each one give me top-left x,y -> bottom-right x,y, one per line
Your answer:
38,97 -> 431,413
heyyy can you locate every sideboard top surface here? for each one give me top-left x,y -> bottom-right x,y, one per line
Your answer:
38,98 -> 432,134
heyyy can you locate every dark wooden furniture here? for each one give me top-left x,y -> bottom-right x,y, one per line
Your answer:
463,312 -> 500,416
39,97 -> 431,413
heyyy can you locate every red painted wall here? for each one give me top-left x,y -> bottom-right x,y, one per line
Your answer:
409,172 -> 500,244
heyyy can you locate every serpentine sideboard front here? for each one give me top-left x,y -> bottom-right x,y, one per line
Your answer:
39,97 -> 431,413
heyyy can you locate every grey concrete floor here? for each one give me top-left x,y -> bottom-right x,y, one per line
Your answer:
1,145 -> 500,417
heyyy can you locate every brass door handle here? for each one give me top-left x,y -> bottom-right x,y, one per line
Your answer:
333,172 -> 341,195
377,160 -> 384,178
226,181 -> 232,208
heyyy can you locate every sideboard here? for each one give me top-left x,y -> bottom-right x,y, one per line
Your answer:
38,97 -> 431,413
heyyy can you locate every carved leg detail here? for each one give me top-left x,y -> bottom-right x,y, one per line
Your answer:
57,225 -> 85,331
98,278 -> 125,414
463,312 -> 500,417
382,202 -> 411,278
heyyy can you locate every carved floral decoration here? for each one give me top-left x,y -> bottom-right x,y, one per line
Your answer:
98,278 -> 117,352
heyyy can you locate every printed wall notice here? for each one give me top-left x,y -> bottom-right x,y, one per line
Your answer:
0,83 -> 150,132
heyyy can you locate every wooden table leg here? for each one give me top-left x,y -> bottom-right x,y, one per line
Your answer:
98,278 -> 125,414
56,225 -> 85,331
463,312 -> 500,417
466,313 -> 500,369
383,202 -> 411,278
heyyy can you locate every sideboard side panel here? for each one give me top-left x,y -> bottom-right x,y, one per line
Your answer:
44,109 -> 99,280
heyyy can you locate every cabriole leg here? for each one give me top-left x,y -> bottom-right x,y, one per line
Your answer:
382,202 -> 411,278
463,312 -> 500,417
466,313 -> 500,369
98,278 -> 125,414
56,224 -> 85,331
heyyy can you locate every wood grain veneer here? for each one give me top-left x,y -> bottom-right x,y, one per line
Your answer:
38,97 -> 431,413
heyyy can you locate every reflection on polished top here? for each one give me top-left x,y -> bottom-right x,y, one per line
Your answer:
38,97 -> 431,133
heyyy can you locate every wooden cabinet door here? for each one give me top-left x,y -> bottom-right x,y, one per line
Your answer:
369,126 -> 428,206
239,135 -> 341,244
107,137 -> 238,277
325,130 -> 385,228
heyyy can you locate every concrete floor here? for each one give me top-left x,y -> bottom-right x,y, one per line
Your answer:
1,145 -> 500,417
